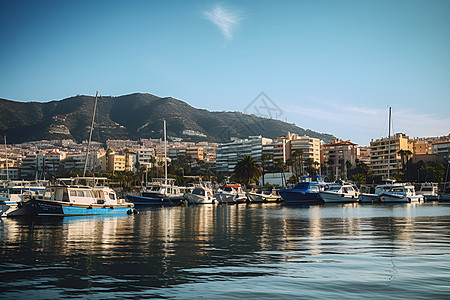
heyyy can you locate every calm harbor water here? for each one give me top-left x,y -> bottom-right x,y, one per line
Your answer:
1,203 -> 449,299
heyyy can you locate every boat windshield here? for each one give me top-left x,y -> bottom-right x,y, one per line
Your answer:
327,186 -> 341,192
223,187 -> 234,192
192,188 -> 205,196
294,182 -> 309,190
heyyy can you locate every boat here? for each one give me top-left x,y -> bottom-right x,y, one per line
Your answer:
127,178 -> 185,206
0,183 -> 47,216
319,184 -> 359,203
415,182 -> 439,201
246,187 -> 282,203
279,175 -> 327,205
184,181 -> 215,204
214,184 -> 247,204
25,179 -> 134,216
439,186 -> 450,201
379,184 -> 424,203
358,185 -> 380,203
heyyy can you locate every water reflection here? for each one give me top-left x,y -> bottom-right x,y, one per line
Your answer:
0,203 -> 449,299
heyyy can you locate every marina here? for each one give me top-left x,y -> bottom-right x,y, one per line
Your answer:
0,202 -> 449,299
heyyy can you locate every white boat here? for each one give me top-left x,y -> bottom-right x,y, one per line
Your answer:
184,182 -> 215,204
380,184 -> 424,203
358,185 -> 380,203
214,184 -> 247,204
246,187 -> 282,203
319,184 -> 359,203
415,182 -> 439,201
0,182 -> 47,217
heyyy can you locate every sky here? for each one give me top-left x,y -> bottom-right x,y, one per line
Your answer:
0,0 -> 449,145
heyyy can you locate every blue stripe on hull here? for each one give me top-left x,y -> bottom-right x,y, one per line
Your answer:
127,195 -> 182,206
27,200 -> 132,216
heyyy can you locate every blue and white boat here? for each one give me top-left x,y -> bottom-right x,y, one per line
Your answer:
279,175 -> 327,205
379,184 -> 424,203
127,178 -> 185,206
26,179 -> 134,216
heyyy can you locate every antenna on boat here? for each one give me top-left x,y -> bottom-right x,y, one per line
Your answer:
83,91 -> 98,177
387,106 -> 391,180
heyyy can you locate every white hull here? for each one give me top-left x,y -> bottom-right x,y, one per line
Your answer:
319,191 -> 358,203
246,192 -> 281,203
184,193 -> 215,204
214,193 -> 246,204
380,193 -> 409,203
358,193 -> 380,203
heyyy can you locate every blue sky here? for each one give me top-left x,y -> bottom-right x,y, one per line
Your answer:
1,0 -> 449,145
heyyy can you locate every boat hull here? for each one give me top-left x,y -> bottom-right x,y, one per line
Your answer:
26,199 -> 134,216
214,193 -> 246,204
358,193 -> 380,203
319,192 -> 358,203
279,190 -> 323,205
379,193 -> 409,203
246,192 -> 282,203
127,194 -> 183,206
438,193 -> 450,201
184,193 -> 215,204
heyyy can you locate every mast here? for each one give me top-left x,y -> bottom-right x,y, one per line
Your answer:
387,106 -> 391,180
164,119 -> 168,183
83,92 -> 98,177
4,136 -> 8,181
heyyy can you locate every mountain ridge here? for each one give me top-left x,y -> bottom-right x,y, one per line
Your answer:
0,93 -> 335,144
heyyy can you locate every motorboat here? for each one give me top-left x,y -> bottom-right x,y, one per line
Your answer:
246,187 -> 282,203
25,179 -> 134,216
415,182 -> 439,201
358,185 -> 380,203
379,184 -> 424,203
214,184 -> 247,204
127,178 -> 185,206
0,182 -> 47,217
319,184 -> 359,203
279,175 -> 327,205
184,181 -> 215,204
439,186 -> 450,201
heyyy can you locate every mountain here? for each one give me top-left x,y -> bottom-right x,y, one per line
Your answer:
0,93 -> 335,144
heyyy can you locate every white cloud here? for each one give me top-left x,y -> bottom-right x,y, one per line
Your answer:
203,4 -> 242,41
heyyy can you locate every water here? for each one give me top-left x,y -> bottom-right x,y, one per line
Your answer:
1,203 -> 449,299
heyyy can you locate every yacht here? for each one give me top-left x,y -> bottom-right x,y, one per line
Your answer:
128,178 -> 186,206
279,175 -> 327,205
214,184 -> 247,204
246,187 -> 282,203
415,182 -> 439,201
380,184 -> 424,203
439,186 -> 450,201
319,184 -> 359,203
184,181 -> 215,204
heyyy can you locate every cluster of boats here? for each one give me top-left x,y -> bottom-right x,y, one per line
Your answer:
1,176 -> 449,218
0,178 -> 135,217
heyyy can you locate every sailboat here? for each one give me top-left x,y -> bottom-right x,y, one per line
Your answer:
127,120 -> 185,206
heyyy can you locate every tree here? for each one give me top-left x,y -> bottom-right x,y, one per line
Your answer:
398,149 -> 413,178
261,152 -> 272,186
232,155 -> 262,187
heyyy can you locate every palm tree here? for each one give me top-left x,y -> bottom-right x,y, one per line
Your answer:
232,155 -> 262,187
398,149 -> 413,178
261,152 -> 272,186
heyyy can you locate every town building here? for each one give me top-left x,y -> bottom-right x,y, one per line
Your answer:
216,136 -> 272,175
322,139 -> 358,178
369,133 -> 414,179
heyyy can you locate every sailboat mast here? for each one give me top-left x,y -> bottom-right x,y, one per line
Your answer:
83,92 -> 98,177
164,120 -> 168,183
4,136 -> 8,181
387,106 -> 391,180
